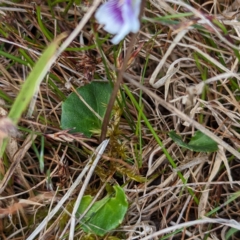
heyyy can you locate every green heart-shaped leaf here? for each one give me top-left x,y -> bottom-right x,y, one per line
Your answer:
77,185 -> 128,236
61,82 -> 112,137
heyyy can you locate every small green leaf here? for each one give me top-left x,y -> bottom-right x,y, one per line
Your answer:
77,185 -> 128,236
188,131 -> 218,152
225,228 -> 239,240
168,131 -> 188,149
169,130 -> 218,152
61,82 -> 112,137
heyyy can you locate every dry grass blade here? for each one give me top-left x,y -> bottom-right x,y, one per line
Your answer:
150,29 -> 189,88
0,134 -> 37,194
69,139 -> 109,239
26,139 -> 109,240
124,74 -> 240,159
141,218 -> 240,240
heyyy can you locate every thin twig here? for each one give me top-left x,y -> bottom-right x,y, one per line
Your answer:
99,0 -> 146,142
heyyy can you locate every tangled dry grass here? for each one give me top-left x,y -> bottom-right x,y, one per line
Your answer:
0,0 -> 240,239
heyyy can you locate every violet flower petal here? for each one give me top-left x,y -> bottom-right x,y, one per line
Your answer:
95,0 -> 141,44
95,0 -> 124,35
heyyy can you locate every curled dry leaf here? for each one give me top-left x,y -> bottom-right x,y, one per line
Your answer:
0,192 -> 57,219
172,20 -> 196,34
117,42 -> 144,69
45,129 -> 80,142
0,117 -> 16,139
0,201 -> 25,219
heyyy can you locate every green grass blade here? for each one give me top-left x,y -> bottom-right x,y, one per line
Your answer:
0,35 -> 65,157
8,36 -> 64,123
36,6 -> 54,41
124,84 -> 199,204
0,50 -> 27,65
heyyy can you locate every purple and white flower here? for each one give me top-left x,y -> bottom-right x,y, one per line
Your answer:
95,0 -> 141,44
